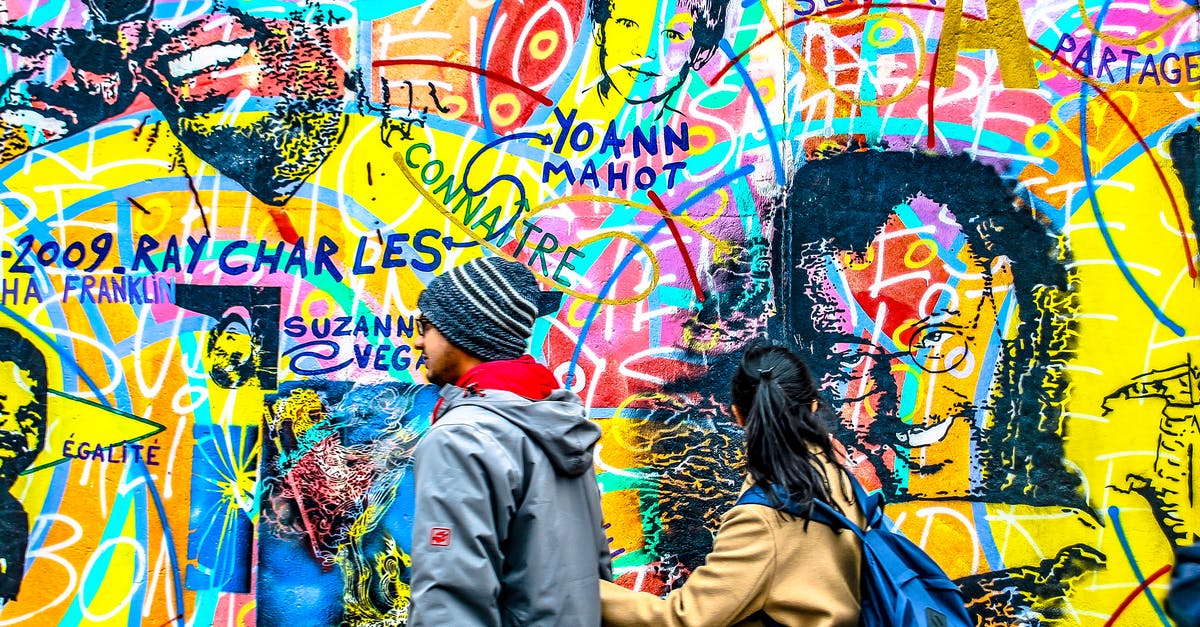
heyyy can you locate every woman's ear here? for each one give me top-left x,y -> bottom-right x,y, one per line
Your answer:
731,404 -> 745,426
811,400 -> 819,413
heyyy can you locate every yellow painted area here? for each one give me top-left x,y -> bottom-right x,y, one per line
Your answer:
597,417 -> 658,469
27,391 -> 164,473
602,489 -> 648,556
936,0 -> 1037,88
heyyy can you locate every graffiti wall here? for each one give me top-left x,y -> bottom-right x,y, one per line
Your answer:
0,0 -> 1196,624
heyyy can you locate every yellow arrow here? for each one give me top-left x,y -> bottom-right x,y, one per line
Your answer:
21,390 -> 165,475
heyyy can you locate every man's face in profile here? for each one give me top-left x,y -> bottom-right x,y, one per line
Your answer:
0,359 -> 45,488
597,0 -> 699,103
802,194 -> 1016,498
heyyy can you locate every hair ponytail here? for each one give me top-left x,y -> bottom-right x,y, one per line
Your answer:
732,344 -> 845,520
748,369 -> 788,429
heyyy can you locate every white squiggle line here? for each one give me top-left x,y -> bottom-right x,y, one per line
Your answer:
163,414 -> 188,501
1149,334 -> 1200,350
633,304 -> 679,331
594,443 -> 657,480
1025,0 -> 1076,38
31,183 -> 105,198
618,346 -> 694,386
19,323 -> 126,398
43,220 -> 119,232
1158,210 -> 1200,239
1061,458 -> 1092,508
915,507 -> 980,574
864,225 -> 937,298
134,308 -> 186,398
413,0 -> 438,25
0,514 -> 82,625
1045,182 -> 1088,198
77,537 -> 147,622
968,56 -> 995,158
1063,221 -> 1127,233
381,30 -> 452,46
171,383 -> 209,417
0,191 -> 40,236
167,43 -> 249,79
1064,411 -> 1110,423
1141,256 -> 1196,366
990,507 -> 1046,562
1062,364 -> 1104,375
166,0 -> 214,28
1059,313 -> 1119,320
972,148 -> 1045,167
468,15 -> 483,119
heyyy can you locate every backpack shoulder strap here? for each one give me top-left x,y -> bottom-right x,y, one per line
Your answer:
831,466 -> 890,530
808,467 -> 897,541
734,485 -> 776,509
733,467 -> 891,537
736,484 -> 852,531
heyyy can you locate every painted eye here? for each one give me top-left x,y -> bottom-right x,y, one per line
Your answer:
615,18 -> 637,28
917,329 -> 954,350
664,29 -> 685,42
907,326 -> 970,373
830,345 -> 873,371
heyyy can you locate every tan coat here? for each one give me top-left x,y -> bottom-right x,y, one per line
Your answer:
600,454 -> 864,627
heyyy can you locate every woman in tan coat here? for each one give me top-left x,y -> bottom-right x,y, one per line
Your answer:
600,345 -> 864,627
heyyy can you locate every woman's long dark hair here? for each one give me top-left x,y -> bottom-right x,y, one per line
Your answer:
732,344 -> 847,519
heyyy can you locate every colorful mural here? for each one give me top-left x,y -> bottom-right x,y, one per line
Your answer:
0,0 -> 1197,624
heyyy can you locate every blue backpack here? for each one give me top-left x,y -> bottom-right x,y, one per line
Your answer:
736,471 -> 972,627
1167,542 -> 1200,627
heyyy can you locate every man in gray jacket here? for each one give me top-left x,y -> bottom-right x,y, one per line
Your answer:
410,256 -> 613,626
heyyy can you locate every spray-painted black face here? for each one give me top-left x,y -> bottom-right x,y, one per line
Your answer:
0,331 -> 46,490
84,0 -> 154,24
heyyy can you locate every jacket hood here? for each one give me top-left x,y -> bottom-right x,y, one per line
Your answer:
438,359 -> 600,477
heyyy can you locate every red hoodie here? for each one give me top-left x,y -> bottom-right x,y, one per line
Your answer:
432,355 -> 560,422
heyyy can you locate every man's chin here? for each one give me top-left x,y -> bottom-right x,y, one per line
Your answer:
631,69 -> 689,103
0,431 -> 33,460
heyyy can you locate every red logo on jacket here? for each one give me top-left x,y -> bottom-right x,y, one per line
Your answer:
430,527 -> 452,547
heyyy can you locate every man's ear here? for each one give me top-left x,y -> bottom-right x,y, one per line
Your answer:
592,24 -> 605,48
692,47 -> 717,70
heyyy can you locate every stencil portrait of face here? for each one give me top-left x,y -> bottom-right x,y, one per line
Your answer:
803,196 -> 1017,498
0,360 -> 42,476
774,151 -> 1086,509
0,329 -> 46,604
590,0 -> 727,109
0,0 -> 346,206
207,314 -> 261,389
0,332 -> 45,490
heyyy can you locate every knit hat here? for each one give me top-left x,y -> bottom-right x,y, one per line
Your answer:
417,257 -> 564,361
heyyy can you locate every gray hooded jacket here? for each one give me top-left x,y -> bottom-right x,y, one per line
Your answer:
411,385 -> 612,627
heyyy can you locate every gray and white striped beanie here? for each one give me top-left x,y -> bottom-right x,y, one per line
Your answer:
417,257 -> 563,361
